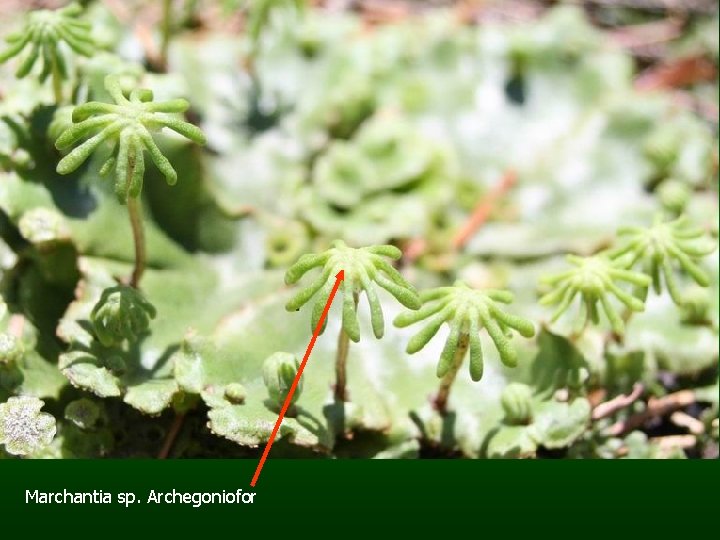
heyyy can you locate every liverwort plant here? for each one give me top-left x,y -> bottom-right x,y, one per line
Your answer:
55,74 -> 206,287
394,281 -> 535,414
657,180 -> 690,216
610,215 -> 717,305
263,352 -> 303,416
285,240 -> 420,401
0,3 -> 95,103
539,254 -> 650,336
501,383 -> 534,426
90,286 -> 157,348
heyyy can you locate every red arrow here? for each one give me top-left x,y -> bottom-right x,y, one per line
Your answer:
250,270 -> 345,487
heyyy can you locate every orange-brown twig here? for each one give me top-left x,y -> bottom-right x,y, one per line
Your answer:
652,434 -> 697,452
670,411 -> 705,435
451,170 -> 517,251
592,383 -> 644,420
359,0 -> 411,26
135,22 -> 164,71
607,389 -> 696,436
402,170 -> 517,263
635,55 -> 717,91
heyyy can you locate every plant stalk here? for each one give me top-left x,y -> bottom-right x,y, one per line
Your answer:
434,333 -> 470,415
334,293 -> 358,402
570,299 -> 592,342
160,0 -> 172,70
157,412 -> 186,459
334,328 -> 350,402
127,196 -> 146,288
51,54 -> 62,104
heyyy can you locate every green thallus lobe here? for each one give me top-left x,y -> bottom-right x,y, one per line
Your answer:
0,396 -> 56,456
64,398 -> 102,430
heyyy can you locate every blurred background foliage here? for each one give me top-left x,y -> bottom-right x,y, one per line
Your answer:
0,0 -> 717,459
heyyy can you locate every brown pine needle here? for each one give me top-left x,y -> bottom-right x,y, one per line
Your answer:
592,383 -> 644,420
452,170 -> 517,251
